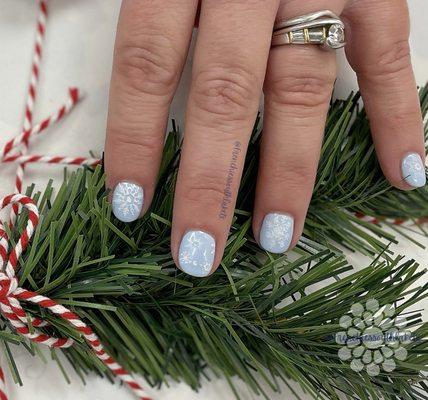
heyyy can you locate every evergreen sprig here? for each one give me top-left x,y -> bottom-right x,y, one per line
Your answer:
2,85 -> 428,399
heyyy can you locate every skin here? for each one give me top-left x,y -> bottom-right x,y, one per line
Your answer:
105,0 -> 425,274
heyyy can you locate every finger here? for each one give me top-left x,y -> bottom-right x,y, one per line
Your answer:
253,0 -> 347,253
171,0 -> 279,276
344,0 -> 426,190
105,0 -> 197,222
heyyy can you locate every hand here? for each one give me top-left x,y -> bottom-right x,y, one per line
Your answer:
105,0 -> 426,277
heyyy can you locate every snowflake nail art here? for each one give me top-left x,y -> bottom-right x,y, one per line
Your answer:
179,231 -> 215,277
401,153 -> 426,188
260,213 -> 294,254
112,182 -> 144,223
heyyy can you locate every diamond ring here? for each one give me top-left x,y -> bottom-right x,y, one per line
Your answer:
272,10 -> 345,50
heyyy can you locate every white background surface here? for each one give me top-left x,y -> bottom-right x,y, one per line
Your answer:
0,1 -> 427,399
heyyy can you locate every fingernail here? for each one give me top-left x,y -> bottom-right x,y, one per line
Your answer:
260,213 -> 294,254
178,230 -> 215,277
112,182 -> 144,222
401,153 -> 426,188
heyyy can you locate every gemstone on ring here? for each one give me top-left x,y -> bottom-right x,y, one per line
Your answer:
326,24 -> 345,49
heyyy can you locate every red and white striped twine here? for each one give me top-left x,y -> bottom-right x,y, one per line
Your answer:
10,0 -> 46,225
2,87 -> 100,168
0,195 -> 151,400
0,1 -> 146,399
5,0 -> 100,226
353,212 -> 405,226
353,211 -> 427,227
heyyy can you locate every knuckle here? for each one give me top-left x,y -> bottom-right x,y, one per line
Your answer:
363,39 -> 412,78
115,34 -> 180,97
183,171 -> 228,206
108,129 -> 161,161
191,65 -> 260,123
271,162 -> 315,189
382,108 -> 422,132
265,74 -> 334,112
212,0 -> 265,7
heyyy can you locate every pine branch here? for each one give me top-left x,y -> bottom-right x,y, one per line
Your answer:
2,85 -> 428,399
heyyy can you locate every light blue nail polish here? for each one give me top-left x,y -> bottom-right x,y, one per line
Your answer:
401,153 -> 426,188
179,231 -> 215,277
260,213 -> 294,254
112,182 -> 144,222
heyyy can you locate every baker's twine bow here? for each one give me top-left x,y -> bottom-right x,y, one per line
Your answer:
0,194 -> 151,400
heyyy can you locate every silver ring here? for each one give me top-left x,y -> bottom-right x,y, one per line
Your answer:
272,10 -> 345,50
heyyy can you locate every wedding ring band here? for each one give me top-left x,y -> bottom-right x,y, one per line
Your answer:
272,10 -> 345,50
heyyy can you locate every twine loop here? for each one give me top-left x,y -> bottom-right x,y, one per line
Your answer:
0,275 -> 18,299
0,194 -> 74,348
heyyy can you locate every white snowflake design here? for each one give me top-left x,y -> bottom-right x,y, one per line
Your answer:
336,299 -> 413,376
263,214 -> 293,250
112,182 -> 144,222
178,231 -> 215,277
402,153 -> 426,187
